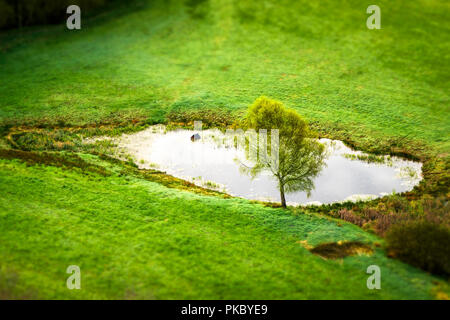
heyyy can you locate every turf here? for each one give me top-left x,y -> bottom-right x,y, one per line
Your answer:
0,0 -> 449,152
0,0 -> 449,299
0,157 -> 442,299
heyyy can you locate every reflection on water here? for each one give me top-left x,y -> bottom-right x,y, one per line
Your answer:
99,125 -> 422,205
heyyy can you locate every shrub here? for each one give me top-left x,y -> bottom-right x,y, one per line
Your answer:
337,208 -> 366,227
0,0 -> 14,29
385,220 -> 450,276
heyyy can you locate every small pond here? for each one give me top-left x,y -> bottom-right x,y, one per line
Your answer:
95,126 -> 422,205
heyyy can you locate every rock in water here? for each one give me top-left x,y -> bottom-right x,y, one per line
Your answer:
191,133 -> 201,142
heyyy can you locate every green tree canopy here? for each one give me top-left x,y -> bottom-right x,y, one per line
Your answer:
244,96 -> 327,207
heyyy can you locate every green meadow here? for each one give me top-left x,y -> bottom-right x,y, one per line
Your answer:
1,0 -> 449,151
0,0 -> 449,299
0,156 -> 441,299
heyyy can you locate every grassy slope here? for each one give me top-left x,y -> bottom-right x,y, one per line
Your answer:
0,0 -> 449,152
0,157 -> 441,299
0,0 -> 449,299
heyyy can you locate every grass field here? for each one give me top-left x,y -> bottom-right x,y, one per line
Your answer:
0,0 -> 449,299
0,155 -> 442,299
1,0 -> 449,151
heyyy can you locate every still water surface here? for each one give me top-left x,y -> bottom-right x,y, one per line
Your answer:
107,126 -> 422,205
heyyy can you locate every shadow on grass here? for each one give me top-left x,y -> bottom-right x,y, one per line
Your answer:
0,0 -> 153,53
310,241 -> 373,259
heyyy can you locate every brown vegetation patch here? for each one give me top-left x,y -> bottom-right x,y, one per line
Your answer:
310,241 -> 373,259
386,220 -> 450,276
0,149 -> 110,177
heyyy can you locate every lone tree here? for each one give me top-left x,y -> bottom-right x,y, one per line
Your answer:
244,96 -> 327,208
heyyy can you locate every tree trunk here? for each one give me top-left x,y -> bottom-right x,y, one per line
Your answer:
279,184 -> 286,208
